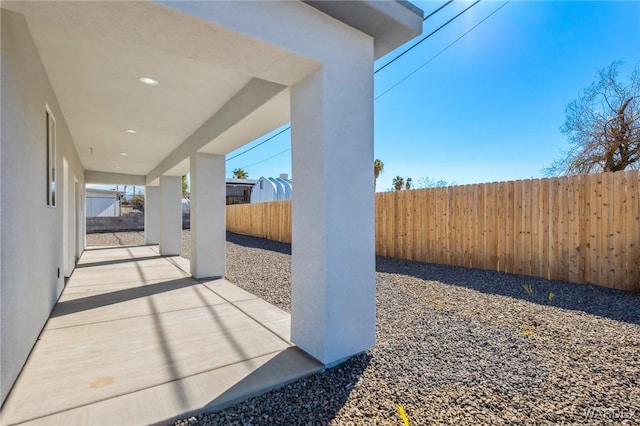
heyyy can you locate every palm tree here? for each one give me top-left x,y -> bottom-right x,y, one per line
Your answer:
233,168 -> 248,179
373,159 -> 384,190
405,177 -> 413,190
392,175 -> 404,191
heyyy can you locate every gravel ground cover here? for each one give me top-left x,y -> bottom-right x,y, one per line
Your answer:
86,231 -> 146,247
87,231 -> 640,425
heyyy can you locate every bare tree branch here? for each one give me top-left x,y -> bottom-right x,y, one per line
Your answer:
545,61 -> 640,176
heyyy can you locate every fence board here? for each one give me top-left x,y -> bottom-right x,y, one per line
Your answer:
452,185 -> 461,266
522,180 -> 532,276
530,179 -> 540,277
606,172 -> 616,287
599,173 -> 610,286
497,182 -> 507,272
558,176 -> 570,283
548,178 -> 560,281
567,175 -> 579,283
485,183 -> 498,271
613,172 -> 626,289
475,184 -> 484,269
514,180 -> 524,275
625,170 -> 640,291
411,189 -> 420,261
226,170 -> 640,292
375,190 -> 382,254
540,178 -> 551,279
579,174 -> 590,284
417,189 -> 426,262
381,192 -> 389,257
588,173 -> 600,284
429,188 -> 437,263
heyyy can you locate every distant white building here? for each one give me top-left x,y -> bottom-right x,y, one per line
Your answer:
86,188 -> 121,217
250,174 -> 292,203
181,198 -> 191,214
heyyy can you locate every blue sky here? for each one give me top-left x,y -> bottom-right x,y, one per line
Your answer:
225,0 -> 640,191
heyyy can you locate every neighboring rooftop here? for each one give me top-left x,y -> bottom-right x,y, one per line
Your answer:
226,178 -> 258,186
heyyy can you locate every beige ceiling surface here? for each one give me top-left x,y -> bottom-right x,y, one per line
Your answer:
26,16 -> 252,175
3,0 -> 421,180
2,1 -> 314,178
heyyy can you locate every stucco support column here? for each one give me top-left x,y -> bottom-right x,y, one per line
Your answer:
144,186 -> 160,245
190,153 -> 226,278
159,176 -> 182,256
290,40 -> 375,365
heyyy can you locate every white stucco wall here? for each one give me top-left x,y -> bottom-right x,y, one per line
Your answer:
190,153 -> 226,278
159,176 -> 182,256
164,0 -> 381,365
290,26 -> 376,364
144,186 -> 160,245
1,9 -> 84,404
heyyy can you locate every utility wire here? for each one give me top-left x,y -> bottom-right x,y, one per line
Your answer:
240,148 -> 291,170
226,126 -> 290,161
374,0 -> 481,74
375,0 -> 511,101
228,0 -> 487,168
423,0 -> 454,22
227,0 -> 470,165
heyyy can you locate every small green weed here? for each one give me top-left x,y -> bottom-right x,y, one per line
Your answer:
520,326 -> 533,337
523,284 -> 534,296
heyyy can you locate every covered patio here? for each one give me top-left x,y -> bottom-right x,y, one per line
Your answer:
0,245 -> 322,425
1,0 -> 423,419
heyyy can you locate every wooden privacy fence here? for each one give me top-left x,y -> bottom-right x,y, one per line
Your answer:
227,200 -> 292,244
226,170 -> 640,292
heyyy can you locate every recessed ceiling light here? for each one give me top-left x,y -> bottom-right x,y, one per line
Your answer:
125,129 -> 137,134
116,166 -> 121,169
139,77 -> 159,86
119,152 -> 128,156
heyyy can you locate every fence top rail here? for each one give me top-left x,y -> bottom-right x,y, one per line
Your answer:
374,170 -> 639,194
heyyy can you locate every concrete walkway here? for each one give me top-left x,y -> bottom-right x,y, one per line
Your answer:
1,245 -> 322,425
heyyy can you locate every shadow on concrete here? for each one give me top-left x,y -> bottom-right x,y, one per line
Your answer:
84,244 -> 148,251
376,255 -> 640,326
192,287 -> 253,367
50,278 -> 199,317
147,297 -> 190,409
75,255 -> 162,269
160,351 -> 368,425
203,347 -> 323,413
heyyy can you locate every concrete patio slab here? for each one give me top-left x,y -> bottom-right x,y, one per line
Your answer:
200,279 -> 263,303
48,280 -> 227,330
0,245 -> 323,426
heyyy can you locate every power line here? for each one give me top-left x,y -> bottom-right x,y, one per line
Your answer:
423,0 -> 454,22
227,1 -> 487,168
239,148 -> 291,170
225,126 -> 290,161
375,0 -> 511,101
374,0 -> 481,74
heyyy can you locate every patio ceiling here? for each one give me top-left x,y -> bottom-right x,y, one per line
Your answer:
2,1 -> 422,185
1,1 -> 315,181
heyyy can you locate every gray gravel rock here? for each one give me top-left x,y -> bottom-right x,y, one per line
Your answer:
371,277 -> 547,395
88,231 -> 640,425
86,231 -> 145,247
